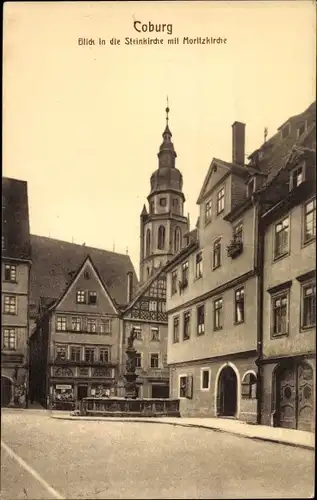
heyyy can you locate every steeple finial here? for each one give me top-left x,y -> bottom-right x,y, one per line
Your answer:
166,96 -> 170,125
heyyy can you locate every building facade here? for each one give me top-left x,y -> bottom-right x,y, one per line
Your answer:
166,122 -> 261,421
28,236 -> 137,409
257,102 -> 316,431
1,178 -> 32,407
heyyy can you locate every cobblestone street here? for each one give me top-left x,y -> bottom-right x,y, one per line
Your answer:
1,410 -> 314,499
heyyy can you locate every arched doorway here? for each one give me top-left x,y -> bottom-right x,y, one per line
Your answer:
217,366 -> 238,417
276,361 -> 314,432
1,377 -> 12,407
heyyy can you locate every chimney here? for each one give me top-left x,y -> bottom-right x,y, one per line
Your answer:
127,271 -> 133,304
232,121 -> 246,165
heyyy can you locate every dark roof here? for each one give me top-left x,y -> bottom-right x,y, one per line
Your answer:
2,177 -> 31,260
124,266 -> 165,312
29,235 -> 138,308
253,102 -> 316,192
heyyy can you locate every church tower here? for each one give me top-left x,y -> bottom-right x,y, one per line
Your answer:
139,102 -> 189,283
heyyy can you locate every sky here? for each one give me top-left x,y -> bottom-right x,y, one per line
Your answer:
3,1 -> 316,277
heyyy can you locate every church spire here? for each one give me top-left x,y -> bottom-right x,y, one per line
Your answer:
158,98 -> 177,168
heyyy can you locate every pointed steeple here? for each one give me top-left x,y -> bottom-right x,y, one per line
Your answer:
141,204 -> 148,216
158,97 -> 177,169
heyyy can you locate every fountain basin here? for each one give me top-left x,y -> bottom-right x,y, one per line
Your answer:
78,397 -> 180,417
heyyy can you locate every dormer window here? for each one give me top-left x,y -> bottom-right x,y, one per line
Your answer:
281,123 -> 291,139
297,121 -> 307,138
290,163 -> 304,191
247,178 -> 256,198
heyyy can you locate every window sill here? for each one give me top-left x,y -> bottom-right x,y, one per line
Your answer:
196,331 -> 205,336
200,387 -> 210,392
3,280 -> 18,284
212,265 -> 221,271
302,237 -> 315,248
301,324 -> 315,332
213,327 -> 223,332
3,312 -> 17,316
234,320 -> 245,326
271,332 -> 288,339
216,210 -> 224,216
183,336 -> 190,341
172,340 -> 180,344
273,252 -> 289,263
204,219 -> 212,227
194,275 -> 203,281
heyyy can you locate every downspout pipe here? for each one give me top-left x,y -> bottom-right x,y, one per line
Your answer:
255,199 -> 265,425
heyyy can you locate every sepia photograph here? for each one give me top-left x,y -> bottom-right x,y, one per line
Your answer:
1,1 -> 316,498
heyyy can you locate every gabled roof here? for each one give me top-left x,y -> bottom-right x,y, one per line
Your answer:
29,235 -> 138,308
196,158 -> 252,204
50,255 -> 118,313
123,266 -> 165,314
2,177 -> 31,260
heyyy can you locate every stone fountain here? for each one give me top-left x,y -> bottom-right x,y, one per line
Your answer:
76,328 -> 180,418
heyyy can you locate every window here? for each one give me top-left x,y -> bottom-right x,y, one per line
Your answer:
174,227 -> 181,253
216,187 -> 225,214
179,376 -> 187,398
135,353 -> 142,368
158,226 -> 166,249
133,326 -> 142,341
4,295 -> 17,314
274,216 -> 289,259
233,222 -> 243,243
214,298 -> 223,330
297,122 -> 307,138
302,282 -> 316,328
100,319 -> 111,335
195,252 -> 203,279
183,311 -> 191,340
85,347 -> 95,363
88,291 -> 97,305
241,372 -> 257,399
3,328 -> 16,350
159,198 -> 167,207
247,178 -> 255,198
150,201 -> 154,214
171,270 -> 178,295
158,301 -> 166,313
213,238 -> 221,269
173,198 -> 179,207
4,264 -> 16,282
76,290 -> 86,304
56,316 -> 67,331
173,316 -> 180,343
149,300 -> 157,312
201,369 -> 210,390
71,317 -> 82,332
281,123 -> 290,139
70,346 -> 81,362
234,288 -> 245,324
87,318 -> 97,333
205,200 -> 212,222
272,293 -> 289,337
181,261 -> 189,288
145,229 -> 151,256
100,348 -> 109,363
290,164 -> 304,190
197,305 -> 205,335
55,344 -> 68,360
150,353 -> 159,368
151,327 -> 160,341
303,199 -> 316,243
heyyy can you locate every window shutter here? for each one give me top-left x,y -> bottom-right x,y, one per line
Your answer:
186,375 -> 193,399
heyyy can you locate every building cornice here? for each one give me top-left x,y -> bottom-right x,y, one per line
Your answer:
256,351 -> 315,365
168,349 -> 257,367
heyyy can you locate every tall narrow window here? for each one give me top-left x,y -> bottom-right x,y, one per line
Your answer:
183,311 -> 191,340
4,295 -> 17,314
70,346 -> 81,362
4,264 -> 17,282
181,261 -> 189,289
3,328 -> 16,350
272,293 -> 288,337
158,226 -> 166,250
174,227 -> 181,253
195,252 -> 203,279
303,199 -> 316,244
274,216 -> 289,259
216,188 -> 225,214
71,317 -> 82,332
146,229 -> 151,256
234,288 -> 245,324
101,319 -> 111,335
76,290 -> 86,304
173,316 -> 180,343
302,282 -> 316,328
56,316 -> 67,332
88,291 -> 97,305
197,305 -> 205,335
85,347 -> 95,363
213,238 -> 221,269
87,318 -> 97,333
233,222 -> 243,243
150,353 -> 159,368
171,270 -> 178,295
205,200 -> 212,223
135,353 -> 142,368
214,298 -> 223,330
290,164 -> 304,190
100,347 -> 109,363
55,344 -> 68,360
151,327 -> 160,341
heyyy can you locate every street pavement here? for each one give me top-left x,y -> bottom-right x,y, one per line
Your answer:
1,410 -> 314,499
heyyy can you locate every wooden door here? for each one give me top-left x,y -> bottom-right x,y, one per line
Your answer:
297,363 -> 314,432
277,366 -> 296,429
